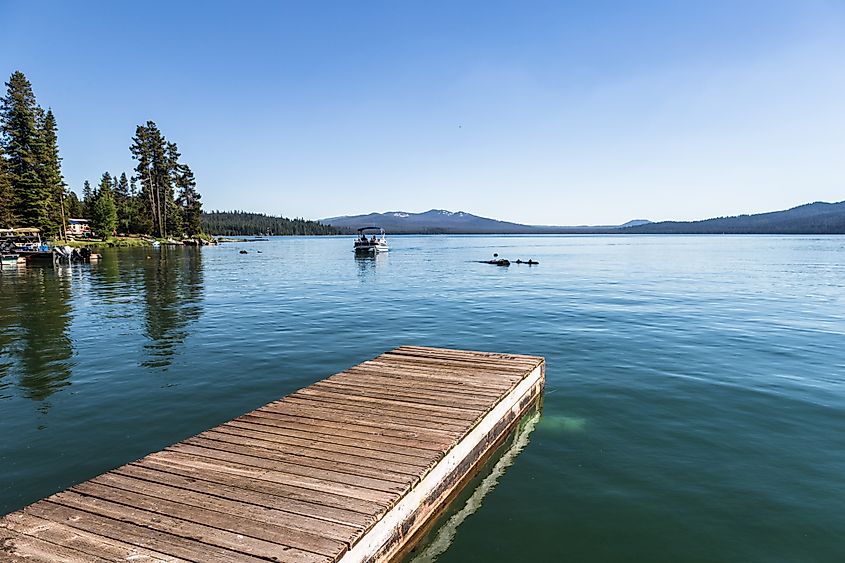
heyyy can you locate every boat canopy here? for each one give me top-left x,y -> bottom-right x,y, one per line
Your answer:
356,226 -> 385,233
0,228 -> 41,239
0,227 -> 41,235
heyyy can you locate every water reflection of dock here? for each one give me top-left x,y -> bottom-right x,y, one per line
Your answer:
0,346 -> 544,562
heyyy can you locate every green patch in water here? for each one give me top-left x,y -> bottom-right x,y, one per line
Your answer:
539,414 -> 587,432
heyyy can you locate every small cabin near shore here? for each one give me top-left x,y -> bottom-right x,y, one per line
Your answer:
67,218 -> 92,237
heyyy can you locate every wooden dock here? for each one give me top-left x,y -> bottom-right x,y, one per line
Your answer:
1,346 -> 545,562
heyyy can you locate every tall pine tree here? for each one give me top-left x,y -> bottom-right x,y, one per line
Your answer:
114,171 -> 132,233
130,121 -> 200,238
127,176 -> 151,233
37,108 -> 66,235
90,172 -> 117,237
0,71 -> 50,232
65,190 -> 83,219
130,122 -> 170,237
164,142 -> 183,236
82,180 -> 93,218
175,163 -> 202,236
0,144 -> 14,227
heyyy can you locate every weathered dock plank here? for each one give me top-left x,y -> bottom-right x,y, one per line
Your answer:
1,346 -> 544,562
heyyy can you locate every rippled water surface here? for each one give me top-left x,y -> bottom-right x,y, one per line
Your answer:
1,235 -> 844,562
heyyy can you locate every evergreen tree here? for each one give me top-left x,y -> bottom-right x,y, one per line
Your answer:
175,163 -> 202,235
114,171 -> 132,233
0,71 -> 50,231
90,172 -> 117,237
130,121 -> 200,238
82,180 -> 93,218
37,108 -> 66,235
0,144 -> 14,227
127,176 -> 151,234
164,142 -> 182,236
130,121 -> 170,237
65,190 -> 83,219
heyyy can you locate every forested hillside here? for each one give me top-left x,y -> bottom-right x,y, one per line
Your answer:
625,201 -> 845,234
202,211 -> 339,236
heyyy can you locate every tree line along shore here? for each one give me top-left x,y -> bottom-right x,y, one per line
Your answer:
0,71 -> 336,246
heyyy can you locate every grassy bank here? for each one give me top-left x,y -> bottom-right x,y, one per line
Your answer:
58,237 -> 153,248
55,235 -> 217,248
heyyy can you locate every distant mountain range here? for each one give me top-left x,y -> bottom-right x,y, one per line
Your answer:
322,200 -> 845,234
322,209 -> 650,234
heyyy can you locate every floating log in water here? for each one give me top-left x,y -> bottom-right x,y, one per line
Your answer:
0,346 -> 545,562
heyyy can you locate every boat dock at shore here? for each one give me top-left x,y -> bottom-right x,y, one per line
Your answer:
0,346 -> 545,562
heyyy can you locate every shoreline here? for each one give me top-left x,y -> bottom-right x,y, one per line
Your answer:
55,236 -> 217,248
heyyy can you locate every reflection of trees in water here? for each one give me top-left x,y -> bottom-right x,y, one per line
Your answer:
141,247 -> 204,369
0,277 -> 14,399
0,247 -> 205,402
85,247 -> 146,314
0,276 -> 13,394
0,266 -> 74,402
89,248 -> 123,297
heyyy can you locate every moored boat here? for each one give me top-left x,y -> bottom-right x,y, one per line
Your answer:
0,228 -> 52,263
0,253 -> 26,266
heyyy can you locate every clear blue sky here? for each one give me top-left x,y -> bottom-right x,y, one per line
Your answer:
2,0 -> 843,225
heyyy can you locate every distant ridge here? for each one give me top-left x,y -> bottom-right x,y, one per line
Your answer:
323,200 -> 845,234
624,201 -> 845,234
322,209 -> 646,234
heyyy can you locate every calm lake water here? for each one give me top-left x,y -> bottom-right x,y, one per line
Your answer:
1,235 -> 844,562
